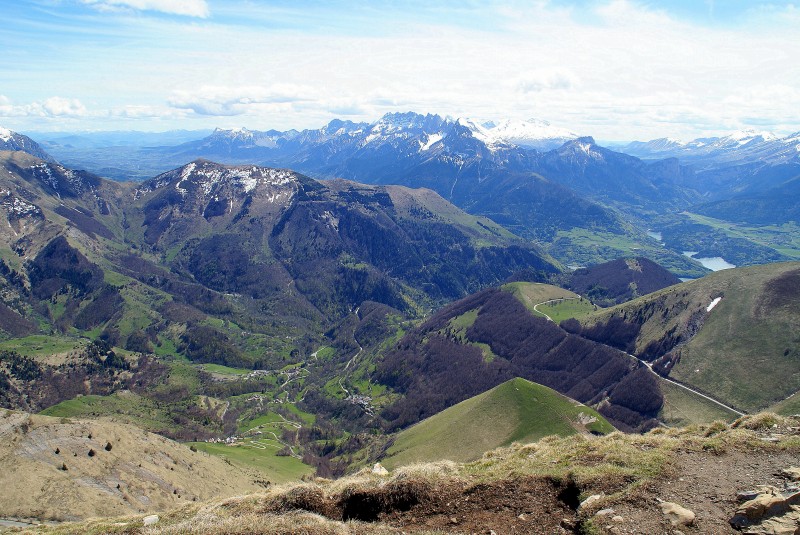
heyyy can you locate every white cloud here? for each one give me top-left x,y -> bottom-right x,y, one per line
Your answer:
81,0 -> 209,18
109,104 -> 189,119
41,97 -> 88,117
5,1 -> 800,137
515,69 -> 579,94
0,96 -> 88,118
168,85 -> 316,116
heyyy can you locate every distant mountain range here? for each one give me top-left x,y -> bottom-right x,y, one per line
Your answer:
5,113 -> 800,276
621,129 -> 800,168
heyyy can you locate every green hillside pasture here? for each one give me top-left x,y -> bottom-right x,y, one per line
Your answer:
40,391 -> 174,431
502,282 -> 579,316
535,298 -> 597,323
667,264 -> 800,412
441,308 -> 499,363
683,213 -> 800,260
658,379 -> 740,427
580,262 -> 800,413
381,377 -> 613,469
187,441 -> 312,484
769,390 -> 800,416
0,335 -> 84,359
202,363 -> 252,376
190,408 -> 318,483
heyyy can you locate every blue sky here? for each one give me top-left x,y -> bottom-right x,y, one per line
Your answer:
1,0 -> 799,140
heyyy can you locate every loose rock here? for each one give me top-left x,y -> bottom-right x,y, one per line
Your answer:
780,467 -> 800,481
372,463 -> 389,476
660,501 -> 695,527
579,494 -> 603,510
143,515 -> 159,526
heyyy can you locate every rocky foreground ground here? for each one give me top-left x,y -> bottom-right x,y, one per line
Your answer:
8,413 -> 800,534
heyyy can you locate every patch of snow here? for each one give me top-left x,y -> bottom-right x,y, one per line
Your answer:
0,127 -> 12,143
706,297 -> 722,312
176,162 -> 195,196
723,129 -> 778,145
419,132 -> 443,151
363,132 -> 381,145
480,118 -> 578,149
457,118 -> 493,143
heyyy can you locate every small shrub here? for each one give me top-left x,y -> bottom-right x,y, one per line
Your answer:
105,442 -> 112,451
60,463 -> 68,471
88,449 -> 96,457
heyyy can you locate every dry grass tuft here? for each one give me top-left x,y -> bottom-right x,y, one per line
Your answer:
146,510 -> 363,535
22,413 -> 800,535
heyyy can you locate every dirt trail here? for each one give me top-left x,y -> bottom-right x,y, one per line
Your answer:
532,297 -> 579,322
533,296 -> 745,418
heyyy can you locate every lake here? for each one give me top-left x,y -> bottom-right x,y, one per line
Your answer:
682,251 -> 736,271
647,230 -> 663,242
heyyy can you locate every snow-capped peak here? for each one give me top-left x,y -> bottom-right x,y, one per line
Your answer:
722,129 -> 778,145
456,118 -> 493,143
458,117 -> 579,151
214,126 -> 252,137
0,126 -> 13,143
490,118 -> 578,140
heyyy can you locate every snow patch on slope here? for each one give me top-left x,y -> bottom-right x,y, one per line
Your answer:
419,133 -> 443,151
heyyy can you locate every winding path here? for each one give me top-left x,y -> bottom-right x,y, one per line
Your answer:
532,297 -> 579,322
531,297 -> 745,418
623,351 -> 744,416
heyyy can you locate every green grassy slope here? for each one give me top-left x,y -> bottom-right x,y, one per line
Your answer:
579,262 -> 800,413
381,377 -> 614,469
187,442 -> 313,484
658,379 -> 740,426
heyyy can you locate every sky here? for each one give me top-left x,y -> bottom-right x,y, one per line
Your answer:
1,0 -> 799,141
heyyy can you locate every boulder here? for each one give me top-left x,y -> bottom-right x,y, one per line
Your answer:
737,487 -> 790,523
579,494 -> 603,510
740,506 -> 800,534
731,487 -> 800,531
660,501 -> 695,527
781,468 -> 800,482
372,463 -> 389,476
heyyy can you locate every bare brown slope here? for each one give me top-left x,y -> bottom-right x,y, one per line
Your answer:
0,410 -> 262,522
28,413 -> 800,535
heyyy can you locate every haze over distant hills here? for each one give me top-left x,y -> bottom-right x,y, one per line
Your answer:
12,111 -> 799,279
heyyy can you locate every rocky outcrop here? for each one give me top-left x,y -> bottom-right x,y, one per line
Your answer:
730,483 -> 800,534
